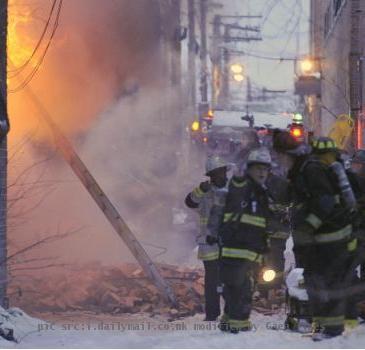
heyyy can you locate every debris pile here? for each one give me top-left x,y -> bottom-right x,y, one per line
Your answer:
8,262 -> 205,319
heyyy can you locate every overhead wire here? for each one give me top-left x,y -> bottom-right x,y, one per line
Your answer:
8,0 -> 58,75
8,0 -> 63,93
239,0 -> 306,91
232,0 -> 304,63
279,0 -> 302,57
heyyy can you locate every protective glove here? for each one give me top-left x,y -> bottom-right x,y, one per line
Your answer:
206,235 -> 218,245
199,181 -> 211,193
292,222 -> 315,246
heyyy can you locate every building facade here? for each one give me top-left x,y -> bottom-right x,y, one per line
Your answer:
309,0 -> 365,148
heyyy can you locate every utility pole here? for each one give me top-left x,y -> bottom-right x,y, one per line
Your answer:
171,1 -> 182,87
19,84 -> 177,307
0,0 -> 9,308
219,16 -> 262,109
211,15 -> 221,108
349,0 -> 362,149
246,77 -> 252,102
188,0 -> 196,112
199,0 -> 208,103
221,25 -> 230,109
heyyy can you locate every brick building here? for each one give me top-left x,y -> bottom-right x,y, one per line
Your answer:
308,0 -> 365,148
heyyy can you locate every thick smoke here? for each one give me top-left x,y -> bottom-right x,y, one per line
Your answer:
8,0 -> 200,278
9,0 -> 162,139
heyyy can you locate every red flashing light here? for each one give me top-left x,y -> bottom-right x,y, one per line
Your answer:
291,127 -> 303,138
290,124 -> 304,141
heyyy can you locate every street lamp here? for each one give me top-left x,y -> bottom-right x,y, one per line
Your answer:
298,57 -> 318,75
230,63 -> 243,74
233,74 -> 244,82
301,59 -> 313,72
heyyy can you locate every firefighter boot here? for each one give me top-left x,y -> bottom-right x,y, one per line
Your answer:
218,314 -> 230,332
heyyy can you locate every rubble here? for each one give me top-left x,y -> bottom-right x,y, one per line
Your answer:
8,262 -> 205,319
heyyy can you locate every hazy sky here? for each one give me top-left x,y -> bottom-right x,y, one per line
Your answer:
217,0 -> 310,91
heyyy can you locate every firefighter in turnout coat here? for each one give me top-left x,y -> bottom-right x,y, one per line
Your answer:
273,133 -> 355,340
185,155 -> 228,321
219,148 -> 272,333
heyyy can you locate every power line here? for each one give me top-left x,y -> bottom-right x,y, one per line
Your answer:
229,48 -> 297,61
8,0 -> 58,75
8,0 -> 63,93
279,0 -> 302,57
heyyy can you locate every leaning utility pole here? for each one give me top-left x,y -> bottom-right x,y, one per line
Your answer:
14,80 -> 177,307
0,0 -> 9,308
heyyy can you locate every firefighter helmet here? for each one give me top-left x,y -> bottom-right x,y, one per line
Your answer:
247,148 -> 272,167
273,130 -> 301,152
311,137 -> 338,154
272,129 -> 310,156
205,155 -> 227,175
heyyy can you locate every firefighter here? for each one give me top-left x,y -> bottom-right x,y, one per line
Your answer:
351,150 -> 365,189
349,150 -> 365,320
273,133 -> 355,340
218,147 -> 272,333
185,155 -> 228,321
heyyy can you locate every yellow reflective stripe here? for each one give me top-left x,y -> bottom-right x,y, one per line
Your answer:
229,319 -> 251,328
313,316 -> 344,327
231,179 -> 246,188
328,140 -> 337,148
315,225 -> 352,243
305,213 -> 322,229
270,231 -> 289,239
220,313 -> 229,323
240,214 -> 266,228
198,251 -> 219,261
345,319 -> 359,329
193,187 -> 205,198
223,213 -> 235,222
222,247 -> 263,263
347,238 -> 357,252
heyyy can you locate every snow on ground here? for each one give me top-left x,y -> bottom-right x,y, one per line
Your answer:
1,309 -> 365,348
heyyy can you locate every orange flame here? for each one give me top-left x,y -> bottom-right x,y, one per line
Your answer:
7,0 -> 36,69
